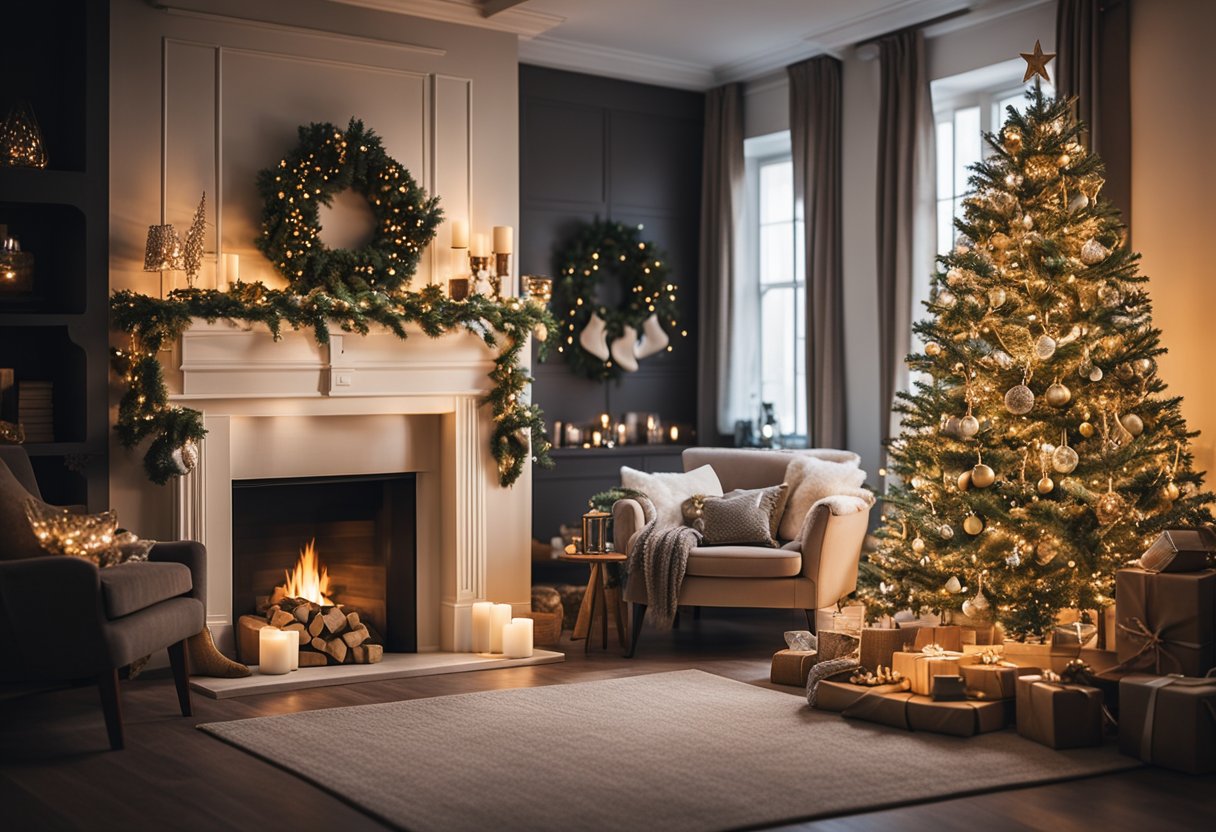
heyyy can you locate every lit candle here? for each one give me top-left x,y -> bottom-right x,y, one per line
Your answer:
490,603 -> 513,654
258,628 -> 292,675
670,425 -> 680,443
492,225 -> 513,255
600,412 -> 611,430
503,617 -> 534,658
451,219 -> 469,250
592,430 -> 603,447
616,423 -> 627,446
471,233 -> 490,258
220,253 -> 239,291
472,601 -> 493,653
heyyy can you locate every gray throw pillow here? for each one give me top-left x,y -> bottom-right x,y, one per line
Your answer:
682,484 -> 789,547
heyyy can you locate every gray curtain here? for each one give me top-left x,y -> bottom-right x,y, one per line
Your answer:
696,83 -> 744,444
876,30 -> 935,454
788,56 -> 846,450
1056,0 -> 1131,227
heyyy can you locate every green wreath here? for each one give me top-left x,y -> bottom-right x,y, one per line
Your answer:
553,219 -> 680,380
255,118 -> 442,295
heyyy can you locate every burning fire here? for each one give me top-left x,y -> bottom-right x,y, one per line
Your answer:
280,539 -> 334,606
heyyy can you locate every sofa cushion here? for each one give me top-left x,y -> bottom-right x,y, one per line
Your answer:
778,456 -> 869,540
621,464 -> 723,529
100,561 -> 193,619
685,546 -> 803,579
684,485 -> 788,547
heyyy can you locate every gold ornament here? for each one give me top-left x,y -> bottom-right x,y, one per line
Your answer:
171,440 -> 199,475
1052,444 -> 1079,474
1005,384 -> 1035,415
963,514 -> 984,535
1162,481 -> 1181,502
971,463 -> 996,488
943,415 -> 962,435
1045,382 -> 1072,407
912,536 -> 926,553
1088,365 -> 1104,382
990,232 -> 1011,251
1095,488 -> 1127,525
1134,357 -> 1154,376
534,322 -> 548,342
1080,239 -> 1109,265
958,469 -> 973,491
1020,40 -> 1056,83
1037,476 -> 1055,494
1067,192 -> 1089,213
988,288 -> 1007,308
925,342 -> 942,356
1002,129 -> 1023,154
1121,413 -> 1144,437
938,290 -> 957,308
945,576 -> 963,593
1079,421 -> 1095,438
946,267 -> 967,286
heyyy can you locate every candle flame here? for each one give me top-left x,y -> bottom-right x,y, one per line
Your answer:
279,539 -> 334,606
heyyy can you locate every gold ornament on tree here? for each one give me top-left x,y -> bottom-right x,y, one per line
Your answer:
1045,380 -> 1072,407
963,514 -> 985,535
1095,479 -> 1127,525
1052,430 -> 1079,474
0,102 -> 48,169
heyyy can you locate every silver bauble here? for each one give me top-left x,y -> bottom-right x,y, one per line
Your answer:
1068,192 -> 1089,213
1134,357 -> 1154,376
960,415 -> 981,437
1121,413 -> 1144,436
1045,382 -> 1072,407
939,523 -> 955,540
945,576 -> 963,593
1080,238 -> 1109,265
1095,491 -> 1126,525
1034,335 -> 1057,360
912,537 -> 926,553
1088,365 -> 1104,382
1052,445 -> 1079,474
971,463 -> 996,488
1004,384 -> 1035,415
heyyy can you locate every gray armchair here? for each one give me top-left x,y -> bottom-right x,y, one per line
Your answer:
614,447 -> 871,657
0,446 -> 205,750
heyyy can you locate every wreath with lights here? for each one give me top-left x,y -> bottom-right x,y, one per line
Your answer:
256,119 -> 442,294
553,219 -> 681,380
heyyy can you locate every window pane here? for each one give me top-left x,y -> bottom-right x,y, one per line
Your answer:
936,120 -> 953,196
760,286 -> 797,436
760,222 -> 794,285
793,218 -> 805,287
794,285 -> 807,437
937,199 -> 954,258
759,160 -> 793,223
953,106 -> 981,197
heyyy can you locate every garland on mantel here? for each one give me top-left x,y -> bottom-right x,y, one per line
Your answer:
110,284 -> 557,487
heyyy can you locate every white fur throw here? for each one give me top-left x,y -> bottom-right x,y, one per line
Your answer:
620,464 -> 723,529
778,456 -> 870,541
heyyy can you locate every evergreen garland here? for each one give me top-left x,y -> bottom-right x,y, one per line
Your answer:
552,219 -> 682,380
255,119 -> 442,295
110,284 -> 557,487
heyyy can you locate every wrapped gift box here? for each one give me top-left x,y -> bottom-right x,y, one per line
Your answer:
892,650 -> 978,696
1015,674 -> 1104,749
1115,568 -> 1216,677
859,627 -> 916,672
910,625 -> 963,652
1118,673 -> 1216,774
1139,529 -> 1215,573
814,680 -> 1013,737
770,649 -> 819,687
961,663 -> 1039,701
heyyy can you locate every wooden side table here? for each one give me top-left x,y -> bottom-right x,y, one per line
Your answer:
559,552 -> 628,653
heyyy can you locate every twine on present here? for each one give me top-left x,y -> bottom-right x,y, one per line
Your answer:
1114,617 -> 1203,674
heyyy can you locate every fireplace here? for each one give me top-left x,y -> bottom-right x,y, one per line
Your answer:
232,474 -> 417,652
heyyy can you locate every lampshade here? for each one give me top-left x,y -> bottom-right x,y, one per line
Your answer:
143,224 -> 183,272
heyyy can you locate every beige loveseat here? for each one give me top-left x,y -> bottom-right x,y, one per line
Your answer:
613,447 -> 871,657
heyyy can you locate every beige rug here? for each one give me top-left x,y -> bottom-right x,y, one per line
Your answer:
199,669 -> 1137,831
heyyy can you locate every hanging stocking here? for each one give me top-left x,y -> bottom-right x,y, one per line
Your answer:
578,312 -> 611,360
609,325 -> 640,372
634,313 -> 670,359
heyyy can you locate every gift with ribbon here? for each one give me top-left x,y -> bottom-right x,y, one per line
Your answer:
891,645 -> 979,695
770,649 -> 819,687
961,661 -> 1038,701
1139,528 -> 1216,573
814,680 -> 1012,737
910,625 -> 964,653
859,626 -> 918,673
1118,672 -> 1216,774
1114,567 -> 1216,677
1015,674 -> 1104,749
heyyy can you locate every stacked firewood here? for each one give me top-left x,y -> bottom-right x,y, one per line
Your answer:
254,595 -> 383,666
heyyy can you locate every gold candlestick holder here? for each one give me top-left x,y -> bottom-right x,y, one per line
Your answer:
493,252 -> 511,297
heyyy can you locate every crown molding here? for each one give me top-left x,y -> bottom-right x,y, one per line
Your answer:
519,35 -> 716,91
325,0 -> 565,39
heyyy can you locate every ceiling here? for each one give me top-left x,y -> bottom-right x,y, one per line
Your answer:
331,0 -> 1047,89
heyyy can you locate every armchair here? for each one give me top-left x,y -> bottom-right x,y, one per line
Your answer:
613,448 -> 871,657
0,447 -> 205,750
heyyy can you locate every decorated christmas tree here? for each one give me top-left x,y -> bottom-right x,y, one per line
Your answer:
860,80 -> 1213,638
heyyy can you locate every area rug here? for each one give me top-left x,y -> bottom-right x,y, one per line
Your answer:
199,669 -> 1137,831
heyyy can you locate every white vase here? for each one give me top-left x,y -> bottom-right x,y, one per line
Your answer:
634,313 -> 670,359
609,325 -> 640,372
578,312 -> 611,360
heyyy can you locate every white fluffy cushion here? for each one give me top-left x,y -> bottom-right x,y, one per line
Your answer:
620,464 -> 724,529
778,456 -> 870,540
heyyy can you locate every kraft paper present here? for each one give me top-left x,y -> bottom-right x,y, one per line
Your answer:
905,696 -> 1014,737
770,649 -> 819,687
859,627 -> 917,672
961,663 -> 1038,701
1139,528 -> 1216,573
911,625 -> 964,652
1118,673 -> 1216,774
814,681 -> 1012,737
1015,674 -> 1104,749
1114,568 -> 1216,677
813,680 -> 909,717
892,650 -> 978,696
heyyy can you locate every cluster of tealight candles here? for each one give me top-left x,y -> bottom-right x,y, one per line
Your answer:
470,601 -> 534,658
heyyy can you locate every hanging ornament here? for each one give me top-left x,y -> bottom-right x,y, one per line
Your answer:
1088,365 -> 1104,382
925,342 -> 942,356
960,414 -> 981,437
1052,435 -> 1079,474
945,576 -> 963,593
1095,491 -> 1126,525
1068,192 -> 1089,213
946,267 -> 966,286
1121,413 -> 1144,437
963,514 -> 984,535
1080,238 -> 1109,265
1162,481 -> 1181,502
971,461 -> 995,488
1078,421 -> 1095,438
1115,363 -> 1135,382
988,287 -> 1007,308
1034,334 -> 1057,360
991,350 -> 1014,370
1002,128 -> 1023,154
1134,357 -> 1155,376
939,523 -> 956,540
957,469 -> 973,491
1037,476 -> 1055,494
1045,381 -> 1072,407
1005,384 -> 1035,415
961,577 -> 990,618
938,290 -> 957,308
943,415 -> 962,436
534,322 -> 548,342
170,440 -> 199,475
911,536 -> 926,554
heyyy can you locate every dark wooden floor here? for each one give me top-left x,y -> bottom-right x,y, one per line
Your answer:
2,608 -> 1212,831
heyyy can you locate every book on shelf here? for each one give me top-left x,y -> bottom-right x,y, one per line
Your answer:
17,380 -> 53,442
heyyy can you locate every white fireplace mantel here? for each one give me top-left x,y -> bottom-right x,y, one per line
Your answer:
168,318 -> 532,653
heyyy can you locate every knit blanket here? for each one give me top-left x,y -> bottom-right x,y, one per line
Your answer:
627,496 -> 702,630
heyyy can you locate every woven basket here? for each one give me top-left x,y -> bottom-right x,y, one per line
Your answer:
527,610 -> 563,645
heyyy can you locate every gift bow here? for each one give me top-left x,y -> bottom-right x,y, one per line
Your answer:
921,643 -> 947,657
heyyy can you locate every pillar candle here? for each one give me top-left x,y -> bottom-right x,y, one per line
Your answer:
220,253 -> 239,291
451,219 -> 469,249
259,628 -> 292,675
503,617 -> 534,659
472,601 -> 493,653
489,603 -> 513,654
492,225 -> 513,254
471,232 -> 490,258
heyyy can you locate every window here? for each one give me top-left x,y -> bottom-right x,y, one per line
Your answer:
738,131 -> 806,442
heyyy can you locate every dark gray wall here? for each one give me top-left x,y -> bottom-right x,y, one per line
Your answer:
520,65 -> 704,542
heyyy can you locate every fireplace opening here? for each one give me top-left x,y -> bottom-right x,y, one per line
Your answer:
232,473 -> 416,654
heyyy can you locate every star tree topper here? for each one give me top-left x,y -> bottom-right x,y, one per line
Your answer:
1020,39 -> 1056,83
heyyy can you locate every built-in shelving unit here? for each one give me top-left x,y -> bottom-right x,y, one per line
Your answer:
0,0 -> 109,509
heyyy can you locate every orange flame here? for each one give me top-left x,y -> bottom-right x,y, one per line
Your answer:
280,539 -> 334,606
